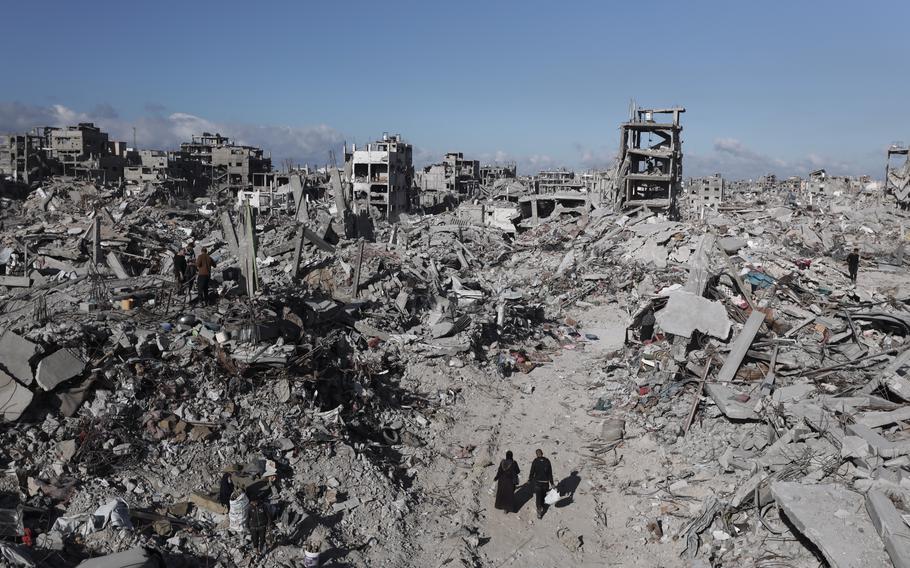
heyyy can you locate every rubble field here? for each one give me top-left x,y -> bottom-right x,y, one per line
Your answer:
2,176 -> 910,568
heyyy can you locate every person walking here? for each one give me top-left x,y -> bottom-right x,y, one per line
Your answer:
493,451 -> 520,514
528,449 -> 554,519
847,247 -> 860,283
195,247 -> 216,305
247,496 -> 272,556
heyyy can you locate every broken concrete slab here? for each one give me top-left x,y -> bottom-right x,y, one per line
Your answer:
718,236 -> 747,255
107,251 -> 129,279
655,290 -> 731,339
715,309 -> 764,384
772,383 -> 816,403
770,481 -> 891,568
35,349 -> 86,391
0,275 -> 31,287
0,331 -> 39,385
846,423 -> 910,459
0,370 -> 33,422
704,383 -> 759,420
866,489 -> 910,568
857,406 -> 910,429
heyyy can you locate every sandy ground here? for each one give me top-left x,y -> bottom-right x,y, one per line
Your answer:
407,301 -> 687,568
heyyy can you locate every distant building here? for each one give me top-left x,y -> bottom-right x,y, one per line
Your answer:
1,123 -> 128,183
480,163 -> 517,186
690,173 -> 725,205
347,133 -> 414,219
415,152 -> 480,208
535,169 -> 584,194
175,132 -> 271,191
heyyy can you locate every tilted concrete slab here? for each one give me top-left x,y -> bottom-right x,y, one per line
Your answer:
35,349 -> 86,392
656,290 -> 731,339
0,331 -> 39,385
704,383 -> 758,420
771,481 -> 891,568
866,489 -> 910,568
847,423 -> 910,459
0,369 -> 33,422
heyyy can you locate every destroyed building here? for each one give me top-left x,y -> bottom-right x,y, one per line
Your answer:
612,106 -> 685,214
6,104 -> 910,568
534,169 -> 584,193
479,163 -> 516,186
176,133 -> 272,193
346,133 -> 413,219
689,173 -> 725,206
886,143 -> 910,207
1,123 -> 128,185
415,152 -> 481,210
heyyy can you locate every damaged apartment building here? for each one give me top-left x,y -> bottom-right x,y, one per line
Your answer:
1,123 -> 129,185
688,173 -> 725,206
612,106 -> 686,215
415,152 -> 480,210
345,133 -> 414,220
176,133 -> 271,193
886,143 -> 910,207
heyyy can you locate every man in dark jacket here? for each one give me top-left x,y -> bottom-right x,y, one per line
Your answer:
247,496 -> 272,555
528,449 -> 554,519
847,248 -> 860,283
640,309 -> 656,343
173,248 -> 188,287
195,247 -> 216,305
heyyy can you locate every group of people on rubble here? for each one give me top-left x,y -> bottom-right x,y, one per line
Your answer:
172,242 -> 217,306
493,449 -> 570,520
219,467 -> 273,557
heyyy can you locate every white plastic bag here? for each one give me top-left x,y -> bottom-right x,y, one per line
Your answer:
229,493 -> 249,532
544,488 -> 562,505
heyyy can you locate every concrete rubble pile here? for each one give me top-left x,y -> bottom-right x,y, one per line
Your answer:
1,171 -> 910,567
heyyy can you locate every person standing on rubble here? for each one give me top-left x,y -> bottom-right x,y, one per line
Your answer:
847,247 -> 860,283
247,495 -> 272,556
493,450 -> 520,514
528,449 -> 554,519
196,247 -> 216,305
173,248 -> 188,288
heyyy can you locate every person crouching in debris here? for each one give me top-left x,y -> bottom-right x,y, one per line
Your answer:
529,449 -> 554,519
493,450 -> 520,514
248,495 -> 272,556
847,247 -> 860,283
640,309 -> 656,343
196,247 -> 216,305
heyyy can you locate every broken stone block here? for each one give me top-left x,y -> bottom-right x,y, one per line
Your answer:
55,439 -> 78,463
866,489 -> 910,568
190,492 -> 227,514
189,425 -> 213,441
0,370 -> 33,422
35,349 -> 86,391
704,383 -> 759,420
656,290 -> 731,339
0,331 -> 39,385
770,481 -> 890,568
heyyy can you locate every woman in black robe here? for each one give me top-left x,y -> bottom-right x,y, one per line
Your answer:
493,451 -> 519,513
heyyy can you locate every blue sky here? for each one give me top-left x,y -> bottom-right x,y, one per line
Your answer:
1,0 -> 908,178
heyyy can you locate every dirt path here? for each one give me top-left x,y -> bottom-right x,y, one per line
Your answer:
411,302 -> 688,567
